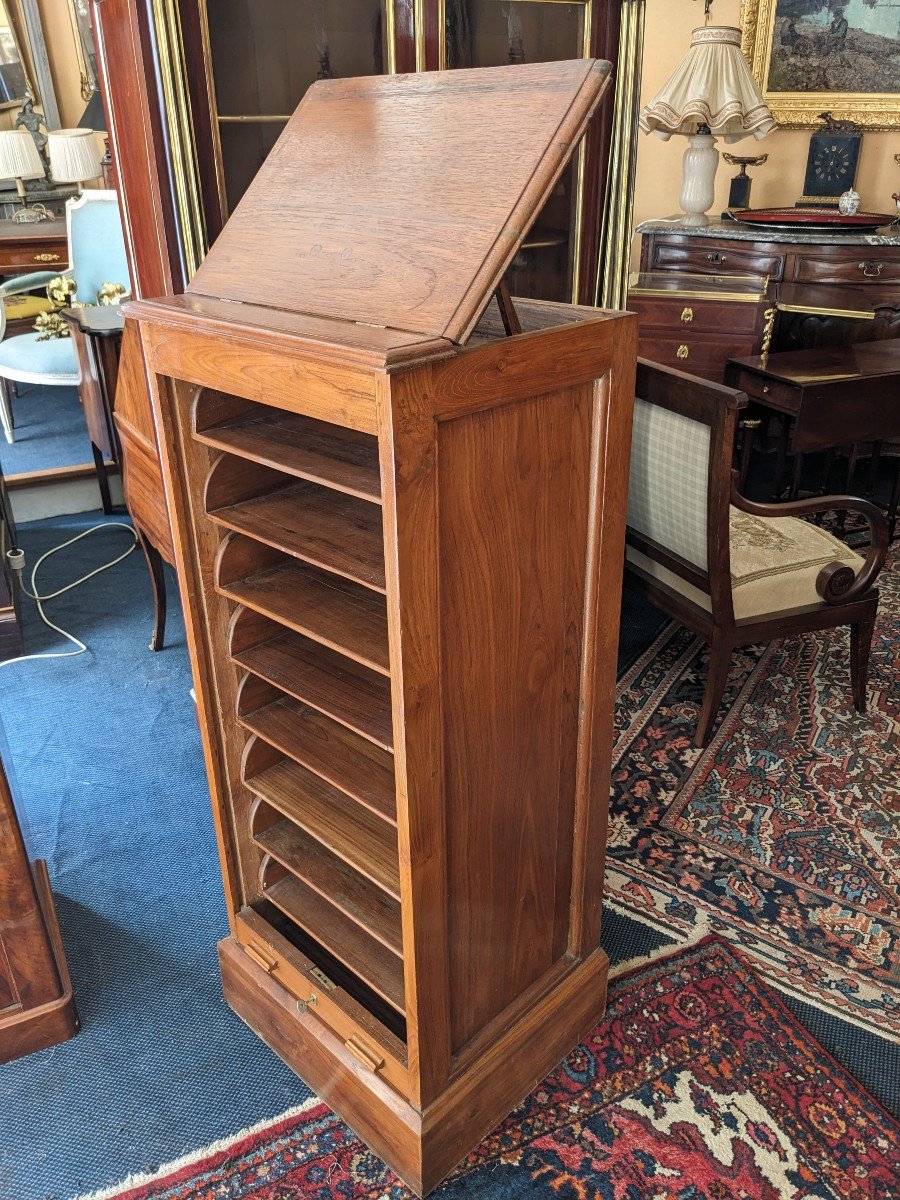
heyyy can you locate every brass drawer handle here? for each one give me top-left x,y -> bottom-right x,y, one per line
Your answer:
676,344 -> 689,360
33,252 -> 61,262
858,260 -> 884,277
680,306 -> 694,323
706,252 -> 727,265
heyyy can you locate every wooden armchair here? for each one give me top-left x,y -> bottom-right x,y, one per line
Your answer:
625,360 -> 889,746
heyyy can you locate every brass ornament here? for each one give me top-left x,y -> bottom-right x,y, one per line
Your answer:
46,276 -> 77,308
34,311 -> 70,340
98,281 -> 127,305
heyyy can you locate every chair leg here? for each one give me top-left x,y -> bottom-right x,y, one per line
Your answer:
788,450 -> 805,501
92,444 -> 113,516
887,458 -> 900,544
0,379 -> 14,444
867,441 -> 882,500
695,636 -> 733,748
137,528 -> 167,652
850,613 -> 876,713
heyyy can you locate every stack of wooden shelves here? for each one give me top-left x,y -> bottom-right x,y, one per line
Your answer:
124,61 -> 635,1195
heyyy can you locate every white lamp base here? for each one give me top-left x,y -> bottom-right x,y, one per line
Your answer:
679,132 -> 719,227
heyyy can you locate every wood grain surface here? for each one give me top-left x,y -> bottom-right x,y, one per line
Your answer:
188,61 -> 611,342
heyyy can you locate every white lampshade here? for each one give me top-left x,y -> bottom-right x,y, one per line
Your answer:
640,27 -> 776,144
48,128 -> 103,185
0,129 -> 45,182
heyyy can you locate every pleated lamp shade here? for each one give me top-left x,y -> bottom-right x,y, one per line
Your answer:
0,130 -> 45,181
48,128 -> 104,184
640,26 -> 775,143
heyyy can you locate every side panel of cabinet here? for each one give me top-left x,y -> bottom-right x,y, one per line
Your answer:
381,313 -> 637,1103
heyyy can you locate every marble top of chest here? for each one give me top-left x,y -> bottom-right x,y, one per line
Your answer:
637,218 -> 900,248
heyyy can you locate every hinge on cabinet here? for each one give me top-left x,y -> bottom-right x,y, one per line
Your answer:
309,966 -> 337,992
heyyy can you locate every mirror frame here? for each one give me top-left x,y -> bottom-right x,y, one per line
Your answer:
18,0 -> 60,128
67,0 -> 98,101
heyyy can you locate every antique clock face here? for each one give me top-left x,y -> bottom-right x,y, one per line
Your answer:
800,131 -> 862,204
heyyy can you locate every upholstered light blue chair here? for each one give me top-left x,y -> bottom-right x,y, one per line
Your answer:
0,189 -> 130,444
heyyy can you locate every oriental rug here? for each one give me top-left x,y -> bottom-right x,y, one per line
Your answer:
80,938 -> 898,1200
608,554 -> 899,1041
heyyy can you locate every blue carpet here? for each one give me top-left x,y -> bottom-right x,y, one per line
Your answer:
0,512 -> 891,1199
0,513 -> 307,1200
0,384 -> 95,476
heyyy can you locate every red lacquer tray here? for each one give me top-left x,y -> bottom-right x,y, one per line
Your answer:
732,207 -> 895,232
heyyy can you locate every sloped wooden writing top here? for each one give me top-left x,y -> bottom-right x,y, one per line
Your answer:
188,60 -> 611,344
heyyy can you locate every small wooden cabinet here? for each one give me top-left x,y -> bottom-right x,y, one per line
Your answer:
126,62 -> 634,1195
0,754 -> 77,1063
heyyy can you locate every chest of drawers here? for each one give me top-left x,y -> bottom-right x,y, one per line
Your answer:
634,220 -> 900,382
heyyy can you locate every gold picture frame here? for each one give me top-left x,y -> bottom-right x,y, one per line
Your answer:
740,0 -> 900,130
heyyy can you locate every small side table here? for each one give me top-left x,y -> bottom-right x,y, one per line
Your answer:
726,342 -> 900,535
63,305 -> 124,516
63,304 -> 169,651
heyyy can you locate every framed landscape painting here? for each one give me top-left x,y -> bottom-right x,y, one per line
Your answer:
740,0 -> 900,128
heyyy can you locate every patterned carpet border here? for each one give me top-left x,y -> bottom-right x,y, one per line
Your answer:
607,556 -> 899,1041
78,937 -> 899,1200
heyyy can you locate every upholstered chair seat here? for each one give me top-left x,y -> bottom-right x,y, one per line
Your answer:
627,508 -> 863,621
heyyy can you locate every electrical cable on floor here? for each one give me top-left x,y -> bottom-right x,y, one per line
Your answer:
1,522 -> 138,668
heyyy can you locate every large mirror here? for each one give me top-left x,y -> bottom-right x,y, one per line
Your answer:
68,0 -> 98,100
0,1 -> 34,109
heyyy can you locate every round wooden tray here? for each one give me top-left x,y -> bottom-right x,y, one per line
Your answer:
732,207 -> 896,232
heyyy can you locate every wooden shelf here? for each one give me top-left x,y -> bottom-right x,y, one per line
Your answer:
209,481 -> 386,592
246,756 -> 399,889
240,695 -> 396,822
194,409 -> 381,503
219,559 -> 390,676
233,624 -> 393,752
263,869 -> 405,1013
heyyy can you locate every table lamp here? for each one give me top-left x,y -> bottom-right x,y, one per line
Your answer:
0,129 -> 51,223
47,128 -> 103,195
639,26 -> 775,227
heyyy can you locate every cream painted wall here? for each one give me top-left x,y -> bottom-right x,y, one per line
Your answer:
630,0 -> 900,262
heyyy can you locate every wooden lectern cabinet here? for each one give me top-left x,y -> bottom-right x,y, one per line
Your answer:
125,61 -> 636,1195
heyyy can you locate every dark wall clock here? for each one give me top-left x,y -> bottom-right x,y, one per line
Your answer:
797,130 -> 862,208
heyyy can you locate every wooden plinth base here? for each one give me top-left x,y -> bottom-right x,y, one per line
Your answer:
219,935 -> 609,1196
0,861 -> 79,1063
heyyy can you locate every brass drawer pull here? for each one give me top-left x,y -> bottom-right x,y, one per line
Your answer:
858,260 -> 884,277
345,1035 -> 385,1073
676,344 -> 689,360
33,252 -> 60,262
244,941 -> 278,974
680,306 -> 693,323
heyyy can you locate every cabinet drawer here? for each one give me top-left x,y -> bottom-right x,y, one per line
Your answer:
629,294 -> 763,336
637,333 -> 758,383
791,253 -> 900,287
0,241 -> 68,273
234,906 -> 409,1097
650,239 -> 784,281
725,367 -> 800,414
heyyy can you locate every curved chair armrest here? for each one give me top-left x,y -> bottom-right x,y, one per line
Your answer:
731,476 -> 888,605
0,268 -> 72,297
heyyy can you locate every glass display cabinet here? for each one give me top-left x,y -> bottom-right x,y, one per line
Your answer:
202,0 -> 405,215
191,0 -> 616,303
436,1 -> 594,302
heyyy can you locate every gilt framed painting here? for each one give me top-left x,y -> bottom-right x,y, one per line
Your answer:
740,0 -> 900,128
